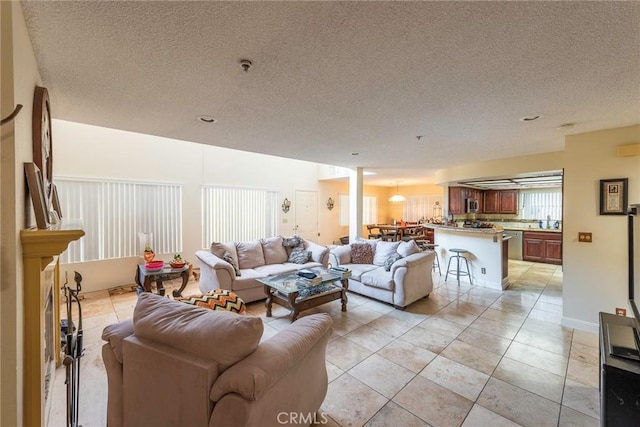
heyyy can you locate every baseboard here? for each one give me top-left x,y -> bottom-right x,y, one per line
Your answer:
561,316 -> 599,334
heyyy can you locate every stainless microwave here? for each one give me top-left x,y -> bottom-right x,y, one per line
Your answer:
466,198 -> 479,213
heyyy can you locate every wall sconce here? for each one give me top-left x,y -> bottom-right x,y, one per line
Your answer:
327,197 -> 334,210
282,198 -> 291,213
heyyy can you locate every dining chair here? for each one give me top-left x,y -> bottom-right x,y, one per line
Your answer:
366,224 -> 382,240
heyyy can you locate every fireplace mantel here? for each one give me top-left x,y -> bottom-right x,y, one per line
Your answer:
21,226 -> 84,427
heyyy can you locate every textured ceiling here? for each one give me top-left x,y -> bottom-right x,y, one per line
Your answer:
21,1 -> 640,186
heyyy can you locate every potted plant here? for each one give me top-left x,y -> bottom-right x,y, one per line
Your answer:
170,253 -> 186,268
143,246 -> 155,262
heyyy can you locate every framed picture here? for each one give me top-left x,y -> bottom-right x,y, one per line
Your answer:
599,178 -> 628,215
24,162 -> 50,229
51,183 -> 62,220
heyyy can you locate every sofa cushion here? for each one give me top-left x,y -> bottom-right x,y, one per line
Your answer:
373,241 -> 401,266
236,240 -> 266,269
282,235 -> 304,249
133,293 -> 263,370
211,241 -> 238,267
384,253 -> 403,271
360,268 -> 394,291
176,289 -> 247,314
350,243 -> 374,264
260,236 -> 288,264
253,264 -> 298,276
341,263 -> 379,280
397,240 -> 421,257
222,250 -> 241,276
289,247 -> 311,264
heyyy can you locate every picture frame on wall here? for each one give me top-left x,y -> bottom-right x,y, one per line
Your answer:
24,162 -> 50,229
599,178 -> 628,215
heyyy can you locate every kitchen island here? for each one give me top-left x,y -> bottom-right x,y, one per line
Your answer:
423,224 -> 510,290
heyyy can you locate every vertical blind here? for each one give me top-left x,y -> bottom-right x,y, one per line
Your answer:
339,194 -> 378,226
519,188 -> 562,220
201,186 -> 279,246
403,195 -> 444,221
56,178 -> 182,263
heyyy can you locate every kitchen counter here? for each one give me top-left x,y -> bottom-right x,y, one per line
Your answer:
423,224 -> 502,234
428,225 -> 509,290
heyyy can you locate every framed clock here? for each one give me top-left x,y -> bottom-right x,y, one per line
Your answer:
32,86 -> 53,205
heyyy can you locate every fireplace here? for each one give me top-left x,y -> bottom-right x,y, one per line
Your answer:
21,227 -> 84,427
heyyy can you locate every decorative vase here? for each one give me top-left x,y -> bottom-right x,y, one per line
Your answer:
143,250 -> 155,262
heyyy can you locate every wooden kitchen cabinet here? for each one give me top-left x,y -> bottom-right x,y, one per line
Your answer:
483,190 -> 518,214
448,187 -> 465,215
523,231 -> 562,264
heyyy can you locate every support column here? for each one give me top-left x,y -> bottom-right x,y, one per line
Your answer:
348,168 -> 364,243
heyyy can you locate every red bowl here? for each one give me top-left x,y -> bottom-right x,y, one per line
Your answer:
145,261 -> 164,269
170,261 -> 186,268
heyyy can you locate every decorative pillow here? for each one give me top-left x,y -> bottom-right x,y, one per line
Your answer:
176,289 -> 246,314
373,241 -> 401,266
222,250 -> 241,276
384,253 -> 403,271
289,247 -> 311,264
350,243 -> 374,264
261,236 -> 288,264
282,235 -> 304,248
235,240 -> 266,269
211,241 -> 238,266
397,240 -> 421,257
354,236 -> 379,251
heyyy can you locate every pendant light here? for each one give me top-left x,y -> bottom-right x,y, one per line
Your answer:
388,182 -> 406,203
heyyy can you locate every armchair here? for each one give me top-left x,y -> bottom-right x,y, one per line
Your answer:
102,293 -> 333,427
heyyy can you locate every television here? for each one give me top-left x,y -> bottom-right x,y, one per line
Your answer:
607,299 -> 640,362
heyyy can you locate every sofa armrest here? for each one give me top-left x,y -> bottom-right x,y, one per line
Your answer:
329,245 -> 351,266
305,241 -> 330,267
195,250 -> 235,292
209,313 -> 333,402
390,251 -> 433,274
101,319 -> 134,364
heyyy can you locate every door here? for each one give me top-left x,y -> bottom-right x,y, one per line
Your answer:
294,190 -> 318,242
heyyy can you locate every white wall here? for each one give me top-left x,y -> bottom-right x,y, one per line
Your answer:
562,125 -> 640,331
53,120 -> 327,292
1,2 -> 43,424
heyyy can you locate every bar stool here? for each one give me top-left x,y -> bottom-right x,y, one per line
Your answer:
415,241 -> 441,275
445,248 -> 472,285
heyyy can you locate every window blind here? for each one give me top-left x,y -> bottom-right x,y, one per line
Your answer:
520,188 -> 562,220
55,178 -> 182,263
201,186 -> 279,246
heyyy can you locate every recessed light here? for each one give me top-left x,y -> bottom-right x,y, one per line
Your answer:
519,115 -> 541,122
197,115 -> 217,124
351,152 -> 359,156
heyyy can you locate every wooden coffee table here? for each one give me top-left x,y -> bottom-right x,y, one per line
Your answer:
259,268 -> 351,322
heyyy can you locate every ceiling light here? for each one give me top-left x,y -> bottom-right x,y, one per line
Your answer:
557,122 -> 575,130
197,115 -> 217,124
388,182 -> 406,203
519,115 -> 541,122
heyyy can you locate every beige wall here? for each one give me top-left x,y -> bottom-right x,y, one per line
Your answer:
434,151 -> 564,185
1,2 -> 42,424
563,125 -> 640,329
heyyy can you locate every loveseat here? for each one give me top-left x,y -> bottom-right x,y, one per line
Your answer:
102,293 -> 333,427
195,235 -> 330,303
329,239 -> 435,308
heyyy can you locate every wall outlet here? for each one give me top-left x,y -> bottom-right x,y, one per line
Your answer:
578,232 -> 592,242
616,307 -> 627,316
282,218 -> 288,223
481,268 -> 486,274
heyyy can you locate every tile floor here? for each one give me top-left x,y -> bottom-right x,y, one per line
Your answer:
48,260 -> 600,427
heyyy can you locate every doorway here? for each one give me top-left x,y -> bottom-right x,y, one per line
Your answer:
295,190 -> 318,242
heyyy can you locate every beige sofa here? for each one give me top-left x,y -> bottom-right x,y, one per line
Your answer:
102,293 -> 333,427
329,239 -> 435,308
195,235 -> 330,303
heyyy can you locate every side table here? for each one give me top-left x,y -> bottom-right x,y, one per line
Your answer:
135,264 -> 190,297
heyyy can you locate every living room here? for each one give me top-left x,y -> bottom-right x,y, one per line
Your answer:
3,1 -> 640,426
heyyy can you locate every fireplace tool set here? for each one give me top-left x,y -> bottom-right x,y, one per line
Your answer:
62,271 -> 84,427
